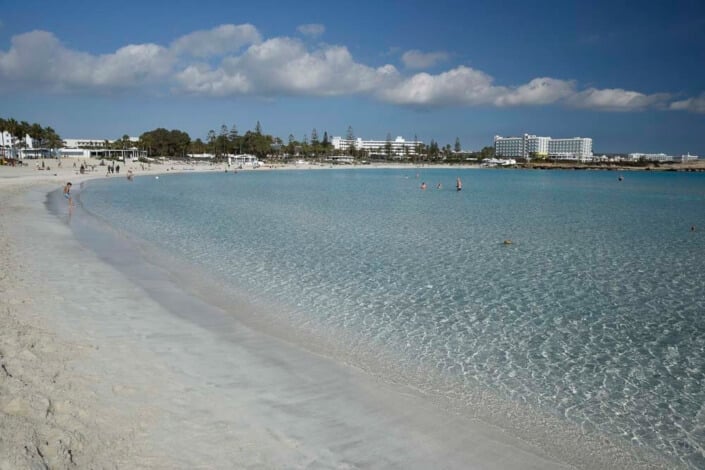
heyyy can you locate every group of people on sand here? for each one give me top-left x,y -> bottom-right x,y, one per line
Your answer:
105,163 -> 120,175
421,177 -> 462,191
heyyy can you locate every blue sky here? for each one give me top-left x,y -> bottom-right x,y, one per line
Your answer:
1,0 -> 704,154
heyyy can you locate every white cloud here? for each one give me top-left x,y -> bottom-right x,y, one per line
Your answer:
0,25 -> 696,115
176,37 -> 398,97
170,24 -> 261,58
494,78 -> 575,106
378,66 -> 501,106
401,50 -> 449,69
377,68 -> 574,107
669,93 -> 705,113
377,68 -> 673,111
565,88 -> 671,111
0,30 -> 173,91
175,63 -> 250,95
296,24 -> 325,38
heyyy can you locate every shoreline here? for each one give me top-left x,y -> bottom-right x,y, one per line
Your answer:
1,164 -> 679,468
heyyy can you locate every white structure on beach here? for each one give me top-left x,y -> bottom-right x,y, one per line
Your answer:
58,136 -> 145,160
331,136 -> 422,157
1,131 -> 36,159
494,134 -> 592,161
228,154 -> 261,167
628,152 -> 701,163
325,155 -> 355,164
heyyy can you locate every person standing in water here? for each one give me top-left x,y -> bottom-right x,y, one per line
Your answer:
456,177 -> 462,191
63,182 -> 73,207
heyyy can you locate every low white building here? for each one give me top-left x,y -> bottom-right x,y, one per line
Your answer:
63,138 -> 109,148
331,136 -> 422,157
681,153 -> 700,162
628,153 -> 673,162
62,137 -> 139,148
325,155 -> 354,164
58,148 -> 92,158
228,154 -> 261,167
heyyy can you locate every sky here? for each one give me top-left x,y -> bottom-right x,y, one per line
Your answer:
1,0 -> 704,154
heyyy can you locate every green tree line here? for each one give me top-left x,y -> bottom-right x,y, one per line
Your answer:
0,117 -> 63,150
3,115 -> 494,163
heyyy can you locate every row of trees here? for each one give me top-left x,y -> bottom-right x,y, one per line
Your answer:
0,117 -> 63,150
202,121 -> 275,159
139,129 -> 191,157
2,115 -> 493,163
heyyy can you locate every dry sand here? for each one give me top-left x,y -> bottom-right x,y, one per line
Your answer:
0,159 -> 673,469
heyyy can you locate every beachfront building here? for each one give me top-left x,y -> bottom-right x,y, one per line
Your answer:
1,131 -> 46,159
1,130 -> 16,159
494,134 -> 550,159
548,138 -> 593,161
59,136 -> 146,161
494,134 -> 592,161
493,136 -> 524,158
628,152 -> 700,163
331,136 -> 422,158
628,153 -> 675,162
325,155 -> 355,164
63,138 -> 109,148
228,154 -> 261,167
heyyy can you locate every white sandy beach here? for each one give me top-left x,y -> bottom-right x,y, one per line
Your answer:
0,160 -> 673,469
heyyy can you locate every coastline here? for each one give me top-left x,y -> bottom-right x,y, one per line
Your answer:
1,161 -> 679,468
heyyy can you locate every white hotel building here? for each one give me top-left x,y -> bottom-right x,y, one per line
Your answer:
494,134 -> 593,161
331,136 -> 421,157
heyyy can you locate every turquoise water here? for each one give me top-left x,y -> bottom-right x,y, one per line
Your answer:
80,168 -> 705,467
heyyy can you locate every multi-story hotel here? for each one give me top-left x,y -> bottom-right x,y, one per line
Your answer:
331,136 -> 422,157
494,134 -> 592,161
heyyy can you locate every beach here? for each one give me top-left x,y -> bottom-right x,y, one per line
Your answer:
0,160 -> 682,469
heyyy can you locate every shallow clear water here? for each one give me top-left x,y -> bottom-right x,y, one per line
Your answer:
80,168 -> 705,467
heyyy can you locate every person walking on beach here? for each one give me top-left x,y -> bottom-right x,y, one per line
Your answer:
63,182 -> 73,207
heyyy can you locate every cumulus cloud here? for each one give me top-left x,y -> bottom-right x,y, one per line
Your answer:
378,68 -> 575,107
0,30 -> 173,91
296,23 -> 325,38
170,24 -> 261,58
565,88 -> 671,111
175,63 -> 251,95
176,37 -> 398,97
401,50 -> 449,69
669,93 -> 705,113
378,66 -> 501,106
0,25 -> 697,115
494,78 -> 575,106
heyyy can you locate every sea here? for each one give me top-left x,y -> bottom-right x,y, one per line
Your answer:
75,167 -> 705,468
